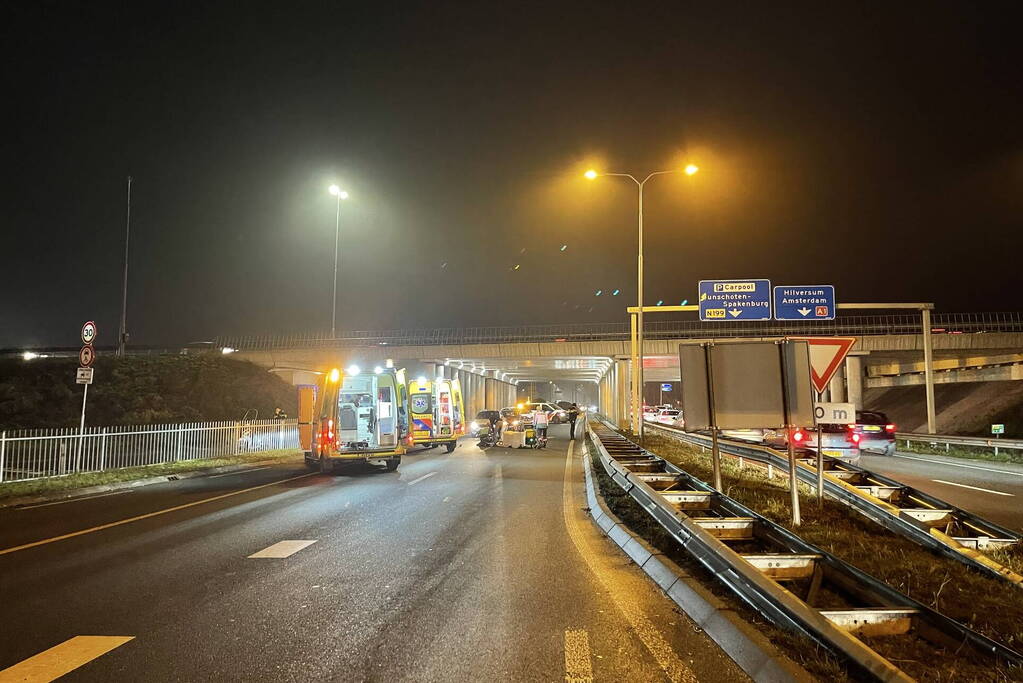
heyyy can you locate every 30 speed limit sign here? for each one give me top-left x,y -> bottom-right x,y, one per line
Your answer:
81,320 -> 98,345
79,345 -> 96,367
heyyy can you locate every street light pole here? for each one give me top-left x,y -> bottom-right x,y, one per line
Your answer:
328,185 -> 348,338
117,176 -> 132,357
586,165 -> 697,441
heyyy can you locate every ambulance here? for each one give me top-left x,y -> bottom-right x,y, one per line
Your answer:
301,365 -> 409,473
406,376 -> 465,453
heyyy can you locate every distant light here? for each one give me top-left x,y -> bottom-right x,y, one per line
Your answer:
346,364 -> 361,376
584,169 -> 598,180
385,358 -> 394,368
221,347 -> 236,355
329,368 -> 341,383
684,164 -> 699,176
22,352 -> 39,361
680,299 -> 688,306
560,245 -> 567,252
328,185 -> 348,199
513,264 -> 521,270
656,300 -> 663,306
611,289 -> 620,296
595,290 -> 602,296
374,366 -> 384,375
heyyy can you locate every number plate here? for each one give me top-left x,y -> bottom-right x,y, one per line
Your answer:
863,425 -> 882,432
822,450 -> 843,457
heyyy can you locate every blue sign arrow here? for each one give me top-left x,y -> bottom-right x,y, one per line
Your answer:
698,279 -> 771,321
773,285 -> 836,320
660,383 -> 673,392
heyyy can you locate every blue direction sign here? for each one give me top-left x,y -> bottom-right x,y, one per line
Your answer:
660,383 -> 673,392
698,279 -> 771,321
774,285 -> 836,321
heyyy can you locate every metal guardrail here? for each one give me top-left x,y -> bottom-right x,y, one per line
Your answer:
211,312 -> 1023,350
897,431 -> 1023,454
644,422 -> 1023,587
0,419 -> 299,483
587,420 -> 1023,681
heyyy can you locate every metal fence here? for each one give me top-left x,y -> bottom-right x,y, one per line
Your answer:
0,419 -> 300,483
213,312 -> 1023,351
897,431 -> 1023,456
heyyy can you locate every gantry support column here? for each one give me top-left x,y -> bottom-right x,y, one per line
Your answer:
846,356 -> 864,410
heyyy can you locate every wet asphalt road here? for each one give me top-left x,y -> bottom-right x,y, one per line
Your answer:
0,425 -> 746,682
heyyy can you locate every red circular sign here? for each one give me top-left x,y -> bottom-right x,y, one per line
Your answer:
81,321 -> 98,345
79,345 -> 95,368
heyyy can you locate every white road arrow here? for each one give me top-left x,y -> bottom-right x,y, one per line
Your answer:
728,309 -> 742,318
797,307 -> 811,316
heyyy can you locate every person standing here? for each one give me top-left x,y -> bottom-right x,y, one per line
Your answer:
567,403 -> 580,439
533,408 -> 549,441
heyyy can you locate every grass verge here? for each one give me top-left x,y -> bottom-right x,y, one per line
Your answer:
900,441 -> 1023,466
0,449 -> 302,502
633,431 -> 1023,682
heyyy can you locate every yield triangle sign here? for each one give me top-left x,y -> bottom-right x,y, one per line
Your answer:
788,337 -> 857,395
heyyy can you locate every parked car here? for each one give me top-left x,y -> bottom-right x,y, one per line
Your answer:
642,406 -> 658,421
654,408 -> 682,426
851,411 -> 897,456
763,425 -> 861,465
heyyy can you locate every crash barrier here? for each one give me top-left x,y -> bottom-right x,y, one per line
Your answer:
643,421 -> 1023,587
897,431 -> 1023,456
587,421 -> 1023,682
0,419 -> 299,483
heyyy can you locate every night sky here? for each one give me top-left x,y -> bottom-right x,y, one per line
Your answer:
3,1 -> 1021,349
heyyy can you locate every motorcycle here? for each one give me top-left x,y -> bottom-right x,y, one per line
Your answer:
476,422 -> 497,448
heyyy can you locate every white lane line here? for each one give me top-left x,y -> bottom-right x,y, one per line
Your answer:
248,540 -> 318,558
16,490 -> 132,510
564,629 -> 594,683
893,453 -> 1023,478
208,466 -> 272,479
443,496 -> 452,503
407,472 -> 437,486
931,480 -> 1014,497
0,635 -> 134,682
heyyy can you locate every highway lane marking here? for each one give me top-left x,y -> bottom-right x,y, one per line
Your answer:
248,540 -> 318,558
562,441 -> 696,683
208,466 -> 272,478
893,453 -> 1023,478
564,629 -> 593,683
0,472 -> 317,556
443,496 -> 452,503
0,635 -> 134,682
931,479 -> 1014,496
407,472 -> 437,486
16,490 -> 132,510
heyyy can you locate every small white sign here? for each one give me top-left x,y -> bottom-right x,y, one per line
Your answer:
76,367 -> 94,385
814,402 -> 855,425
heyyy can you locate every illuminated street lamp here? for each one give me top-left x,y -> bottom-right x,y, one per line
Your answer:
585,164 -> 698,438
328,184 -> 349,337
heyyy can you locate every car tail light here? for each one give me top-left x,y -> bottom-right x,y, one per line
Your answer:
791,429 -> 806,443
851,432 -> 861,444
885,424 -> 896,433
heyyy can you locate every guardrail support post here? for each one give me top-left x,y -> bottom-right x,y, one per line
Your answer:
922,308 -> 937,434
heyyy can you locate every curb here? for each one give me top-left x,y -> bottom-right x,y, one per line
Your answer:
0,454 -> 303,509
580,440 -> 814,683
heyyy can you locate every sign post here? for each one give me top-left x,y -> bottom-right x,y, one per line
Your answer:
790,336 -> 857,500
77,322 -> 97,468
992,424 -> 1004,455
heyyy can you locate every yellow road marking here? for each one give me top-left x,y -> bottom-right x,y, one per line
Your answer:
562,441 -> 696,683
564,629 -> 593,683
0,472 -> 316,556
248,540 -> 317,558
0,636 -> 134,682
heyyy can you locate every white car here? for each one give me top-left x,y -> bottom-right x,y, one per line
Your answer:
654,408 -> 681,425
642,407 -> 658,421
520,402 -> 567,423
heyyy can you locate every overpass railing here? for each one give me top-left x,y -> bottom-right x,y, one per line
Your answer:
213,312 -> 1023,350
0,419 -> 299,484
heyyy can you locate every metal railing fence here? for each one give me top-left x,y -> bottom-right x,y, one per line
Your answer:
0,419 -> 299,483
896,431 -> 1023,456
213,312 -> 1023,350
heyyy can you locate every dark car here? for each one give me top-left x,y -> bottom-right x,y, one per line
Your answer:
471,410 -> 501,435
852,411 -> 897,456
